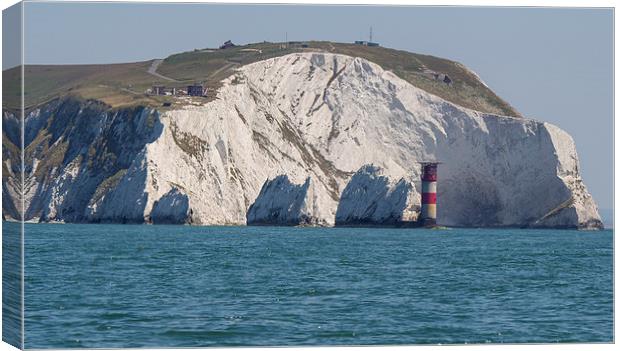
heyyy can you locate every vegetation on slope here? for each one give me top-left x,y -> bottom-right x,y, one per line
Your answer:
2,41 -> 520,117
3,61 -> 175,111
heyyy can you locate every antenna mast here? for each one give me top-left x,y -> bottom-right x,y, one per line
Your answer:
369,26 -> 373,42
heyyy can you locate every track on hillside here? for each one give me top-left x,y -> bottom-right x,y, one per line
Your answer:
147,59 -> 180,82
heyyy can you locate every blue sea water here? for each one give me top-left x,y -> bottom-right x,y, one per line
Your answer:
8,222 -> 614,348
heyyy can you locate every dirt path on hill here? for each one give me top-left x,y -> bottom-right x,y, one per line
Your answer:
209,61 -> 239,79
147,59 -> 180,82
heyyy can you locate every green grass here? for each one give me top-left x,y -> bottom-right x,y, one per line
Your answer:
2,41 -> 520,117
26,131 -> 69,181
90,168 -> 128,205
3,61 -> 178,110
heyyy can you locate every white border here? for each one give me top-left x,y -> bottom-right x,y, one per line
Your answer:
12,0 -> 619,7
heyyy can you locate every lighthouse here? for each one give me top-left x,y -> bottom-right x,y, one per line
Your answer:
419,162 -> 440,227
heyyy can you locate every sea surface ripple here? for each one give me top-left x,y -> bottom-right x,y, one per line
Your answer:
11,223 -> 613,348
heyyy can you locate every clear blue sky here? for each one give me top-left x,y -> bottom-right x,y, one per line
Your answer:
7,2 -> 615,210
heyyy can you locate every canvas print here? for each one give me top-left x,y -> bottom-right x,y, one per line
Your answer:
1,1 -> 614,349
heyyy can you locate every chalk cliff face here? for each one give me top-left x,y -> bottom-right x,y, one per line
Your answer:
2,52 -> 603,228
335,165 -> 418,226
246,175 -> 332,226
3,99 -> 164,223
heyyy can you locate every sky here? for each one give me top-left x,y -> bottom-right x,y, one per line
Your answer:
3,2 -> 614,211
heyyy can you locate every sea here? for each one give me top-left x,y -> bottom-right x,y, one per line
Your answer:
2,222 -> 614,348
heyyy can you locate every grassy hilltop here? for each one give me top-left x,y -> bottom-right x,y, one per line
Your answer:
2,41 -> 520,117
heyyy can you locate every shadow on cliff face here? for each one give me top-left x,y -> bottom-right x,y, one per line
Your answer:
2,182 -> 19,221
86,151 -> 151,224
2,113 -> 22,220
246,175 -> 313,226
434,112 -> 590,228
335,165 -> 413,226
149,188 -> 190,225
14,96 -> 164,223
438,172 -> 503,227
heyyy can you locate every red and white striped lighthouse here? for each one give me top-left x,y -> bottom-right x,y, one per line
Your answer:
419,162 -> 440,227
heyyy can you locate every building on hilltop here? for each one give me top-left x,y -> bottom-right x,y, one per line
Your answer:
433,73 -> 453,86
187,84 -> 205,97
219,40 -> 236,49
286,41 -> 310,48
354,40 -> 380,47
152,85 -> 166,95
355,26 -> 380,47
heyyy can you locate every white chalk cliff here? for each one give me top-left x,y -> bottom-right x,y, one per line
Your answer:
7,52 -> 602,228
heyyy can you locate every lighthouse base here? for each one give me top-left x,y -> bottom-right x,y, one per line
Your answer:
417,218 -> 437,228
